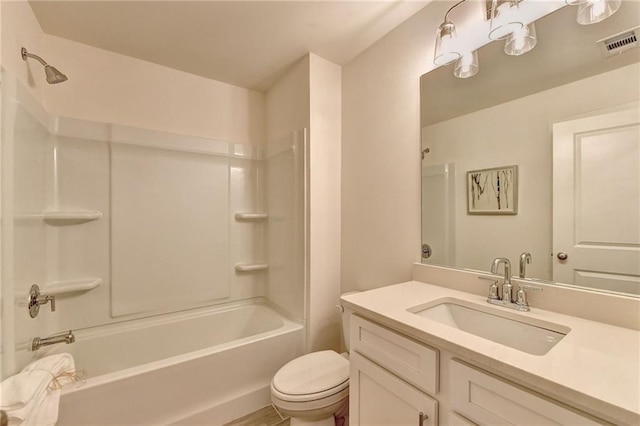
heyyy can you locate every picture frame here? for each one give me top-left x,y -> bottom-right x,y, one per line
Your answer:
467,165 -> 518,215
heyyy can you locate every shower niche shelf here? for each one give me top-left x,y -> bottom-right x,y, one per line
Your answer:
43,277 -> 102,296
43,209 -> 103,223
235,263 -> 269,272
234,212 -> 269,221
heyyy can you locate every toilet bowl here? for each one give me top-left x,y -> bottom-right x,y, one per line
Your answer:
270,293 -> 357,426
271,350 -> 349,426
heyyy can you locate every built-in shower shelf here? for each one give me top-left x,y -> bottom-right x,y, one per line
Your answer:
235,263 -> 269,272
43,277 -> 102,296
234,212 -> 269,221
43,209 -> 103,223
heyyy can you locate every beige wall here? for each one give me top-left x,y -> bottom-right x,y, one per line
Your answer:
43,35 -> 265,145
2,3 -> 266,146
2,1 -> 267,148
1,0 -> 47,101
341,4 -> 448,292
308,54 -> 341,352
265,56 -> 310,324
266,56 -> 310,142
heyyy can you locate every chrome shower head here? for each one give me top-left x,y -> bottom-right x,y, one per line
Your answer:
44,65 -> 68,84
21,47 -> 68,84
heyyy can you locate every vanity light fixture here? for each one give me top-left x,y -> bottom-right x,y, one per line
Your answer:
433,0 -> 467,66
488,0 -> 524,40
566,0 -> 621,25
435,0 -> 624,80
504,22 -> 537,55
454,50 -> 479,78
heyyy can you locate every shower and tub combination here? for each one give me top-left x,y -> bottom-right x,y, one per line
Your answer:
1,56 -> 308,424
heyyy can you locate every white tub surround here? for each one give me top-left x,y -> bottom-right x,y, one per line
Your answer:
341,273 -> 640,425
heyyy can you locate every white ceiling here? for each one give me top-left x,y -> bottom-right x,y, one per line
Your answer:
29,0 -> 430,92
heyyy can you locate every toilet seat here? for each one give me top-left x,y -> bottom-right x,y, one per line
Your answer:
271,350 -> 349,404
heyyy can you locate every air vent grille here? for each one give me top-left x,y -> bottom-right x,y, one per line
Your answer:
601,30 -> 638,57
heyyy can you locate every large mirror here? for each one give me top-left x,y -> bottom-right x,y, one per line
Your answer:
420,3 -> 640,296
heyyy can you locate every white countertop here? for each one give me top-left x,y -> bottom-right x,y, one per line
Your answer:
342,281 -> 640,425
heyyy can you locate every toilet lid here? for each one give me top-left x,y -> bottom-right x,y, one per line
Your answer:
272,350 -> 349,396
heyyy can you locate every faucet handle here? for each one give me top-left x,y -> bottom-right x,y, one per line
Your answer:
478,275 -> 500,300
27,285 -> 56,318
515,284 -> 542,310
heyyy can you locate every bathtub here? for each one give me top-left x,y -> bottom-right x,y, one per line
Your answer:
51,299 -> 303,425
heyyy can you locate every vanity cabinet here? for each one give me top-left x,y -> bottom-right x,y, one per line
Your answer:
349,314 -> 610,426
450,360 -> 605,426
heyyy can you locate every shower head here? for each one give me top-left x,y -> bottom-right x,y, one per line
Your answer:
21,47 -> 68,84
44,65 -> 68,84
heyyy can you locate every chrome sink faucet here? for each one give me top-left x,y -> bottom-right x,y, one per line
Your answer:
491,257 -> 513,303
519,252 -> 532,278
479,257 -> 543,312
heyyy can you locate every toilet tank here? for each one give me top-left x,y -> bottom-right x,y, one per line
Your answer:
339,291 -> 360,352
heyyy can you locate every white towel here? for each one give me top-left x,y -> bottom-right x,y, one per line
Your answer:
0,353 -> 76,426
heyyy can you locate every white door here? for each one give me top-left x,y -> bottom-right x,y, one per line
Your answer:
552,106 -> 640,295
350,351 -> 438,426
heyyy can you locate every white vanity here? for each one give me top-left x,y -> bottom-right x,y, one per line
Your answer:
341,264 -> 640,426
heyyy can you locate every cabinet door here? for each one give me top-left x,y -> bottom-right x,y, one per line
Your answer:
351,315 -> 439,395
450,360 -> 607,426
350,351 -> 438,426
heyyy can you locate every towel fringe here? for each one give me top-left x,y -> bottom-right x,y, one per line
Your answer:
48,369 -> 86,391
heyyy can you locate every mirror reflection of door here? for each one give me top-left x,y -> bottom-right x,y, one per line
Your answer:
421,163 -> 456,266
552,105 -> 640,295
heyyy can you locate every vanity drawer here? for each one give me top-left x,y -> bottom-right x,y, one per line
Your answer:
350,314 -> 439,395
450,359 -> 608,426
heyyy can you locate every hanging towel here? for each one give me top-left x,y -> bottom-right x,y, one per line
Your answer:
0,353 -> 76,426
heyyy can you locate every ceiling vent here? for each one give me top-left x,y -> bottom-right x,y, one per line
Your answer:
600,29 -> 638,57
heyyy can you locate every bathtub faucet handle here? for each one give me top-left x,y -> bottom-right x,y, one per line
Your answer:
28,285 -> 56,318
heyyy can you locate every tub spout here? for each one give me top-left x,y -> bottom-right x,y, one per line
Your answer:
31,330 -> 75,351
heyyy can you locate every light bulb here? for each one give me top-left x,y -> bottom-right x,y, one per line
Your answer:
576,0 -> 621,24
489,0 -> 524,40
434,22 -> 461,66
505,22 -> 537,56
590,0 -> 606,17
454,51 -> 479,78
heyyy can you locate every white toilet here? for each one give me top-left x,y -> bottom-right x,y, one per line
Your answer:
270,296 -> 356,426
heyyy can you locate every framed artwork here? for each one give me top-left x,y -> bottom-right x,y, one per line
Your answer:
467,165 -> 518,215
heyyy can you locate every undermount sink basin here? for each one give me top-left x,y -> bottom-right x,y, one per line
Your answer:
408,298 -> 570,355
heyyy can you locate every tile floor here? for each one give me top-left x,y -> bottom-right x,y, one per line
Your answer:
223,405 -> 290,426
